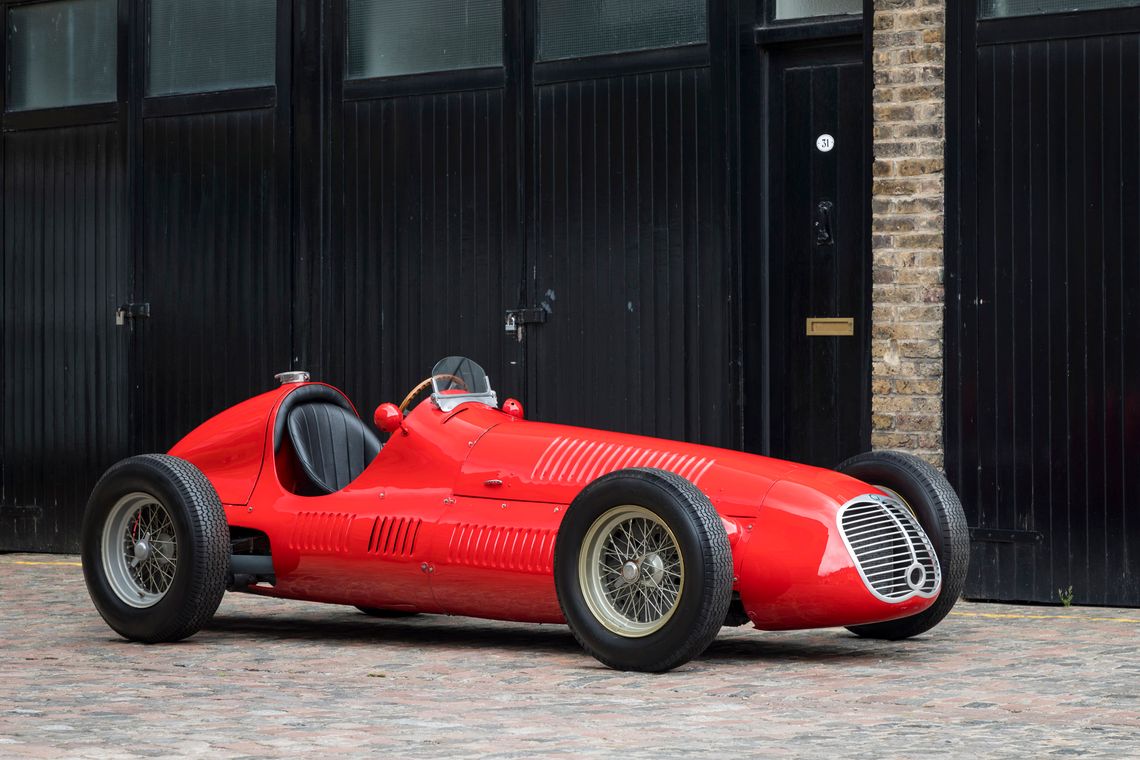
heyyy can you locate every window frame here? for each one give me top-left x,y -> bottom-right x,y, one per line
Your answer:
3,0 -> 121,122
976,3 -> 1140,43
339,0 -> 507,100
530,0 -> 711,84
533,0 -> 709,64
141,0 -> 283,117
978,0 -> 1140,20
342,0 -> 505,86
764,0 -> 863,25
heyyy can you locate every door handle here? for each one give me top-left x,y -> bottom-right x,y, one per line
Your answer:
814,200 -> 834,246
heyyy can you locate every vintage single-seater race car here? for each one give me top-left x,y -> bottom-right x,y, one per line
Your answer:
82,357 -> 968,672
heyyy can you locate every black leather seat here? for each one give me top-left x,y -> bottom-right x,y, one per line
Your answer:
286,401 -> 381,494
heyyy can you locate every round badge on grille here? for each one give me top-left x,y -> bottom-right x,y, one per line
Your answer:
906,563 -> 927,591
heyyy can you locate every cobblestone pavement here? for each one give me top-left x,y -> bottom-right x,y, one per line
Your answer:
1,554 -> 1137,758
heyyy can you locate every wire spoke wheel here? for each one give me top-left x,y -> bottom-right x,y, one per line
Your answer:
102,492 -> 179,608
579,505 -> 685,637
84,454 -> 229,643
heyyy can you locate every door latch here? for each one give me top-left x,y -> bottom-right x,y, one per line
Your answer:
814,200 -> 834,246
504,308 -> 547,343
115,302 -> 150,326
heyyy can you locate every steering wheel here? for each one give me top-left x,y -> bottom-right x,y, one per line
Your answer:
398,374 -> 467,414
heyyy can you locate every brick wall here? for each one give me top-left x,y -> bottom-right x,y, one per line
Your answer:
869,0 -> 946,468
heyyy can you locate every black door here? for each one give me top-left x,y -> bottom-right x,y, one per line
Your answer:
324,0 -> 526,419
947,1 -> 1140,605
766,41 -> 870,467
133,0 -> 294,451
0,0 -> 131,550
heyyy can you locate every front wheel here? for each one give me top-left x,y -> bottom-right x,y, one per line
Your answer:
82,454 -> 229,643
836,450 -> 969,640
554,468 -> 733,672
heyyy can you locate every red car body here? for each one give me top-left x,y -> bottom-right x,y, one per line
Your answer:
169,380 -> 939,632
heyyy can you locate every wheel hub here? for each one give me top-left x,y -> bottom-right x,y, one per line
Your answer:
102,492 -> 178,608
620,560 -> 639,583
642,553 -> 665,585
133,539 -> 152,563
579,505 -> 686,637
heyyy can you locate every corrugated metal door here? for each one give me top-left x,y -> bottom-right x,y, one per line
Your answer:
317,0 -> 526,421
948,3 -> 1140,605
524,1 -> 738,449
0,0 -> 130,550
132,0 -> 294,452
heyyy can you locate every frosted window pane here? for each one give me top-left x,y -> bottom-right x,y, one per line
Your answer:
774,0 -> 862,20
537,0 -> 706,62
346,0 -> 502,79
981,0 -> 1140,16
148,0 -> 276,96
8,0 -> 117,111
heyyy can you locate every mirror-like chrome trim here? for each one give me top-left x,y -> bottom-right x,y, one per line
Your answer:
837,494 -> 942,604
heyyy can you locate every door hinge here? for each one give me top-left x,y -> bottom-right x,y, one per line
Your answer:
115,302 -> 151,326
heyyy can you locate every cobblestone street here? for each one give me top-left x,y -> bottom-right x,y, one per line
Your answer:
1,553 -> 1137,758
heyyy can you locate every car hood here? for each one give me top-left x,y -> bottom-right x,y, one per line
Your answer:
454,418 -> 818,515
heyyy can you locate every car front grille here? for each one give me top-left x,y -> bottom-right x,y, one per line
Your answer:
837,495 -> 941,603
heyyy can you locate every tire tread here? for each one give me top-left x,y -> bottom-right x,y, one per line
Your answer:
555,467 -> 733,672
82,454 -> 229,643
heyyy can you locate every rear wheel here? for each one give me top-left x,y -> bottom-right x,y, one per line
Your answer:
554,468 -> 732,672
836,450 -> 969,640
82,454 -> 229,643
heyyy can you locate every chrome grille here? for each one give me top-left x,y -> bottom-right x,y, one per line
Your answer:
838,495 -> 941,603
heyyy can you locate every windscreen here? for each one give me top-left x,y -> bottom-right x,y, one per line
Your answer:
430,356 -> 497,411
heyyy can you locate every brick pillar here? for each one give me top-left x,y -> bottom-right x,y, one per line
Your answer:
870,0 -> 946,468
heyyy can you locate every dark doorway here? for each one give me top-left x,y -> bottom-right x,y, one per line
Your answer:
765,40 -> 870,468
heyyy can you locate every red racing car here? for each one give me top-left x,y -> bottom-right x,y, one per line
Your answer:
82,356 -> 968,672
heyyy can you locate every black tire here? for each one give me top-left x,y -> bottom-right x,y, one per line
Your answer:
355,606 -> 418,618
82,454 -> 229,643
554,468 -> 733,672
836,450 -> 969,640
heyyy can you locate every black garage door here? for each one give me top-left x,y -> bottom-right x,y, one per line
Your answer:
948,0 -> 1140,605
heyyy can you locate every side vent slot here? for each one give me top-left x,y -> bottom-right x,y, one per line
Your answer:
447,523 -> 555,574
367,516 -> 421,558
288,512 -> 355,553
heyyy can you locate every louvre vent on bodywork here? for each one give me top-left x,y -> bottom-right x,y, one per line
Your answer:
530,437 -> 716,485
447,524 -> 556,573
289,512 -> 355,553
368,516 -> 421,558
838,497 -> 941,603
